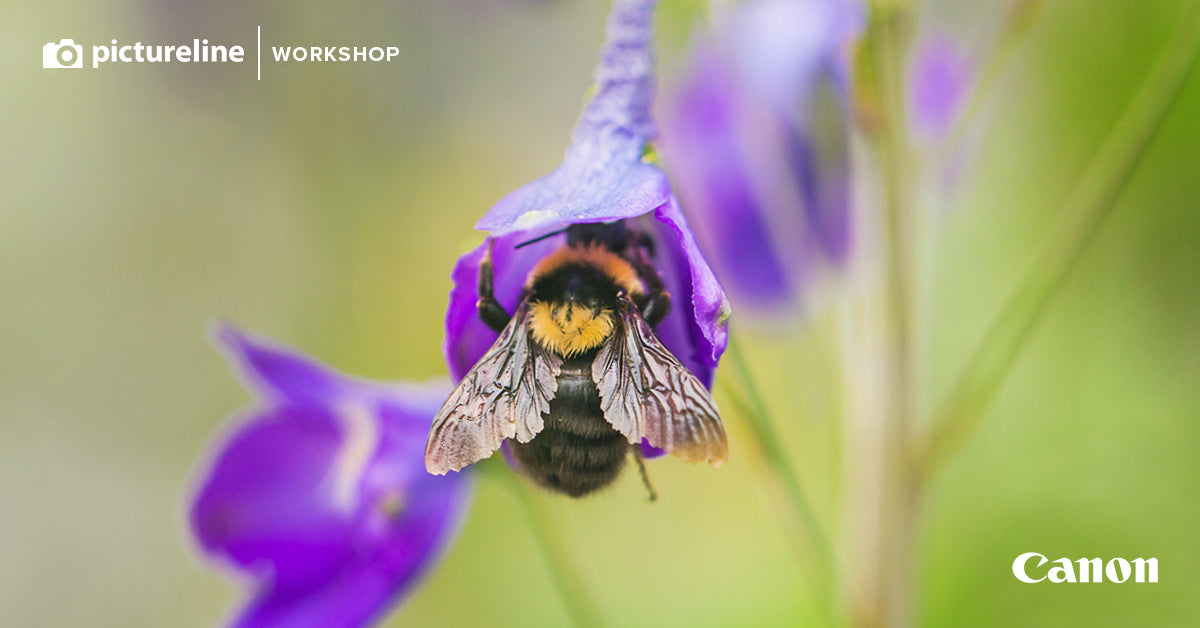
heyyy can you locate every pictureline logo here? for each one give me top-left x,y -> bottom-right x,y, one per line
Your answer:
43,38 -> 245,69
42,28 -> 400,79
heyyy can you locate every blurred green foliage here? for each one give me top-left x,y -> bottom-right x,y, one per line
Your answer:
2,0 -> 1198,626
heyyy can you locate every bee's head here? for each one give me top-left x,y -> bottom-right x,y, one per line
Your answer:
525,244 -> 644,356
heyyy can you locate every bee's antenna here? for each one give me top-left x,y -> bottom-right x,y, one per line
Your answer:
633,448 -> 658,502
514,228 -> 568,249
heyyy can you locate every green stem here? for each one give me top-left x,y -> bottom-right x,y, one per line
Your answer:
864,6 -> 921,628
923,0 -> 1200,471
492,466 -> 603,628
724,340 -> 837,624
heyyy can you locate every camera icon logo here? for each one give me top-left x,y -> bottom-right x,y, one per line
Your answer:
43,39 -> 84,69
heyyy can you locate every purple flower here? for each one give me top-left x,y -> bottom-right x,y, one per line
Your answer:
189,325 -> 472,628
906,31 -> 979,208
908,33 -> 973,141
443,0 -> 729,394
660,0 -> 862,313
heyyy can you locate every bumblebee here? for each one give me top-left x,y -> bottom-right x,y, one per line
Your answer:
425,222 -> 728,497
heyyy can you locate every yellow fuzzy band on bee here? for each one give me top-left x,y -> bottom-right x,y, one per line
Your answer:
528,301 -> 616,356
527,244 -> 645,296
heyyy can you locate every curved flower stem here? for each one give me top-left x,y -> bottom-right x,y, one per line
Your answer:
922,0 -> 1200,472
489,464 -> 603,628
723,340 -> 837,625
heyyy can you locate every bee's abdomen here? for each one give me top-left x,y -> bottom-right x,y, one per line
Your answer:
510,362 -> 628,497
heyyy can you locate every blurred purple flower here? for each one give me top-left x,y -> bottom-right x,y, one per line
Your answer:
444,0 -> 728,389
189,325 -> 472,628
906,31 -> 979,208
908,33 -> 974,141
661,0 -> 862,314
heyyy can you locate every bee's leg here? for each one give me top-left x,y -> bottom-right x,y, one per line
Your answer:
629,241 -> 671,327
632,446 -> 658,503
477,242 -> 511,333
639,282 -> 671,328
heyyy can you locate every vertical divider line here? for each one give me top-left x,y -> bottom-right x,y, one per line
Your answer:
257,26 -> 261,81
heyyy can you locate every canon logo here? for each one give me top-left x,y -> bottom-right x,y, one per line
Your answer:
1012,552 -> 1158,583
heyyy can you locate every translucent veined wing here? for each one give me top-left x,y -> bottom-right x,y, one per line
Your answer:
592,295 -> 728,466
426,300 -> 562,474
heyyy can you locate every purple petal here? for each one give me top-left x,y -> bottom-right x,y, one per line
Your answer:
661,43 -> 796,310
476,0 -> 669,235
782,87 -> 853,264
908,34 -> 973,140
215,324 -> 349,405
227,467 -> 470,628
719,0 -> 861,114
660,0 -> 860,313
643,197 -> 730,382
191,406 -> 354,592
443,244 -> 492,383
719,0 -> 860,266
190,326 -> 473,627
640,441 -> 666,459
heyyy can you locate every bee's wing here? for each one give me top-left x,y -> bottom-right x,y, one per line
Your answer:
592,295 -> 728,466
426,301 -> 562,474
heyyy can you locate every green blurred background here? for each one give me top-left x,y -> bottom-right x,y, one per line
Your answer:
3,0 -> 1199,626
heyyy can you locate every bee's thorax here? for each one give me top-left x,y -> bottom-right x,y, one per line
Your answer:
528,300 -> 615,356
526,244 -> 644,296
